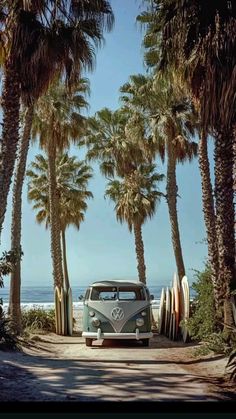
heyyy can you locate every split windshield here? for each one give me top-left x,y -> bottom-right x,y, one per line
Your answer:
90,286 -> 146,301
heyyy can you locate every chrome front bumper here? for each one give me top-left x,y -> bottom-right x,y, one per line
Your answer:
82,328 -> 153,340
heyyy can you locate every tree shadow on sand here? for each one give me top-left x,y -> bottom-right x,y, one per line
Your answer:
0,340 -> 234,402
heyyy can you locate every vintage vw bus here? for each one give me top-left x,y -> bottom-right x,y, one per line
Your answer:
82,280 -> 153,347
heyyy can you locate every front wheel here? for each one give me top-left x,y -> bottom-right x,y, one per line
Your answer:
85,338 -> 93,347
142,339 -> 149,347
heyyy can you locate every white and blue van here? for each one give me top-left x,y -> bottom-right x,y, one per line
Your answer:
82,280 -> 153,347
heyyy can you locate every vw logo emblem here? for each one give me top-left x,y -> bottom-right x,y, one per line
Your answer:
111,307 -> 124,321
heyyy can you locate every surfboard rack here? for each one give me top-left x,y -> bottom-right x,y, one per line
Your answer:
158,274 -> 190,342
54,286 -> 73,336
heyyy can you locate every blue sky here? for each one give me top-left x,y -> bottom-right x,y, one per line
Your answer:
1,0 -> 211,287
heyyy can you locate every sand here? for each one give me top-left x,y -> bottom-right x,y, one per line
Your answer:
0,309 -> 235,402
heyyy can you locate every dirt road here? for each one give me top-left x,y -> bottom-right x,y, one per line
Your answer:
0,333 -> 234,401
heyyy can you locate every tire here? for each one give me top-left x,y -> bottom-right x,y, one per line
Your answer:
85,338 -> 93,347
142,339 -> 149,347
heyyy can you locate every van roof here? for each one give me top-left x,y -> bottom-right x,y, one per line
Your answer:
90,280 -> 146,288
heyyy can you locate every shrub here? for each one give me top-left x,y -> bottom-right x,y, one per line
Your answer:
0,318 -> 20,351
187,264 -> 217,341
21,308 -> 55,333
187,264 -> 236,356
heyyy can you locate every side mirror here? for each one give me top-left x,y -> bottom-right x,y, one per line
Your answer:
150,294 -> 154,301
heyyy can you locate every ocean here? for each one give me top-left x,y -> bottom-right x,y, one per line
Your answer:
1,284 -> 195,311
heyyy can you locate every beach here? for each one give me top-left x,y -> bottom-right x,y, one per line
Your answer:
0,329 -> 234,402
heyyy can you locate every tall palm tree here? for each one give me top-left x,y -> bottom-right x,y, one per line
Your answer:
9,79 -> 89,332
121,74 -> 198,281
27,153 -> 93,291
137,2 -> 220,311
31,80 -> 89,291
152,0 -> 236,329
105,164 -> 164,283
0,0 -> 113,239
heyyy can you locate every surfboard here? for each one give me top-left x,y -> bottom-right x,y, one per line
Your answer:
169,287 -> 175,339
54,286 -> 62,335
165,287 -> 171,336
54,287 -> 59,334
67,287 -> 73,336
181,276 -> 190,343
172,312 -> 176,341
173,273 -> 180,340
158,288 -> 165,334
60,287 -> 66,336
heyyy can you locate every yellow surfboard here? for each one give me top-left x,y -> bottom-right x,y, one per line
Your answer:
54,286 -> 62,335
67,287 -> 73,336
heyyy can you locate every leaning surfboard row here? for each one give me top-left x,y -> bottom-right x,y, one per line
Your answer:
54,286 -> 73,336
158,274 -> 190,342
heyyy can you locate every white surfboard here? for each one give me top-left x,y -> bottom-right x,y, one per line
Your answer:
173,273 -> 180,340
158,288 -> 165,334
165,287 -> 171,336
181,276 -> 190,343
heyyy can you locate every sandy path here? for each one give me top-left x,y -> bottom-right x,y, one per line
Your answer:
0,332 -> 234,402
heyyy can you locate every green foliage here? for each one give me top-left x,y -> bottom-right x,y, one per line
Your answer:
193,332 -> 235,357
187,264 -> 236,355
0,249 -> 23,287
0,249 -> 23,306
187,265 -> 217,341
21,308 -> 55,333
0,318 -> 20,351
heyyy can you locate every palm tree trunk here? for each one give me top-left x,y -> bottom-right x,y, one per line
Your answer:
133,221 -> 146,284
166,138 -> 185,280
214,129 -> 235,331
61,229 -> 70,291
9,105 -> 34,334
0,60 -> 20,237
47,138 -> 64,289
198,130 -> 220,310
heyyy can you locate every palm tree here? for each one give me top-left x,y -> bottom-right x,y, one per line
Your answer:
84,107 -> 147,179
137,2 -> 220,311
0,0 -> 113,239
27,153 -> 93,291
152,0 -> 236,329
9,79 -> 89,332
105,164 -> 164,283
121,74 -> 198,281
31,80 -> 89,291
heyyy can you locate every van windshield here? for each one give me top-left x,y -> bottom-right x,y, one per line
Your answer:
90,286 -> 146,301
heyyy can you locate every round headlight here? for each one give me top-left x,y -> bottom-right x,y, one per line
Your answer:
136,317 -> 144,327
141,311 -> 146,316
89,311 -> 95,317
92,317 -> 100,327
